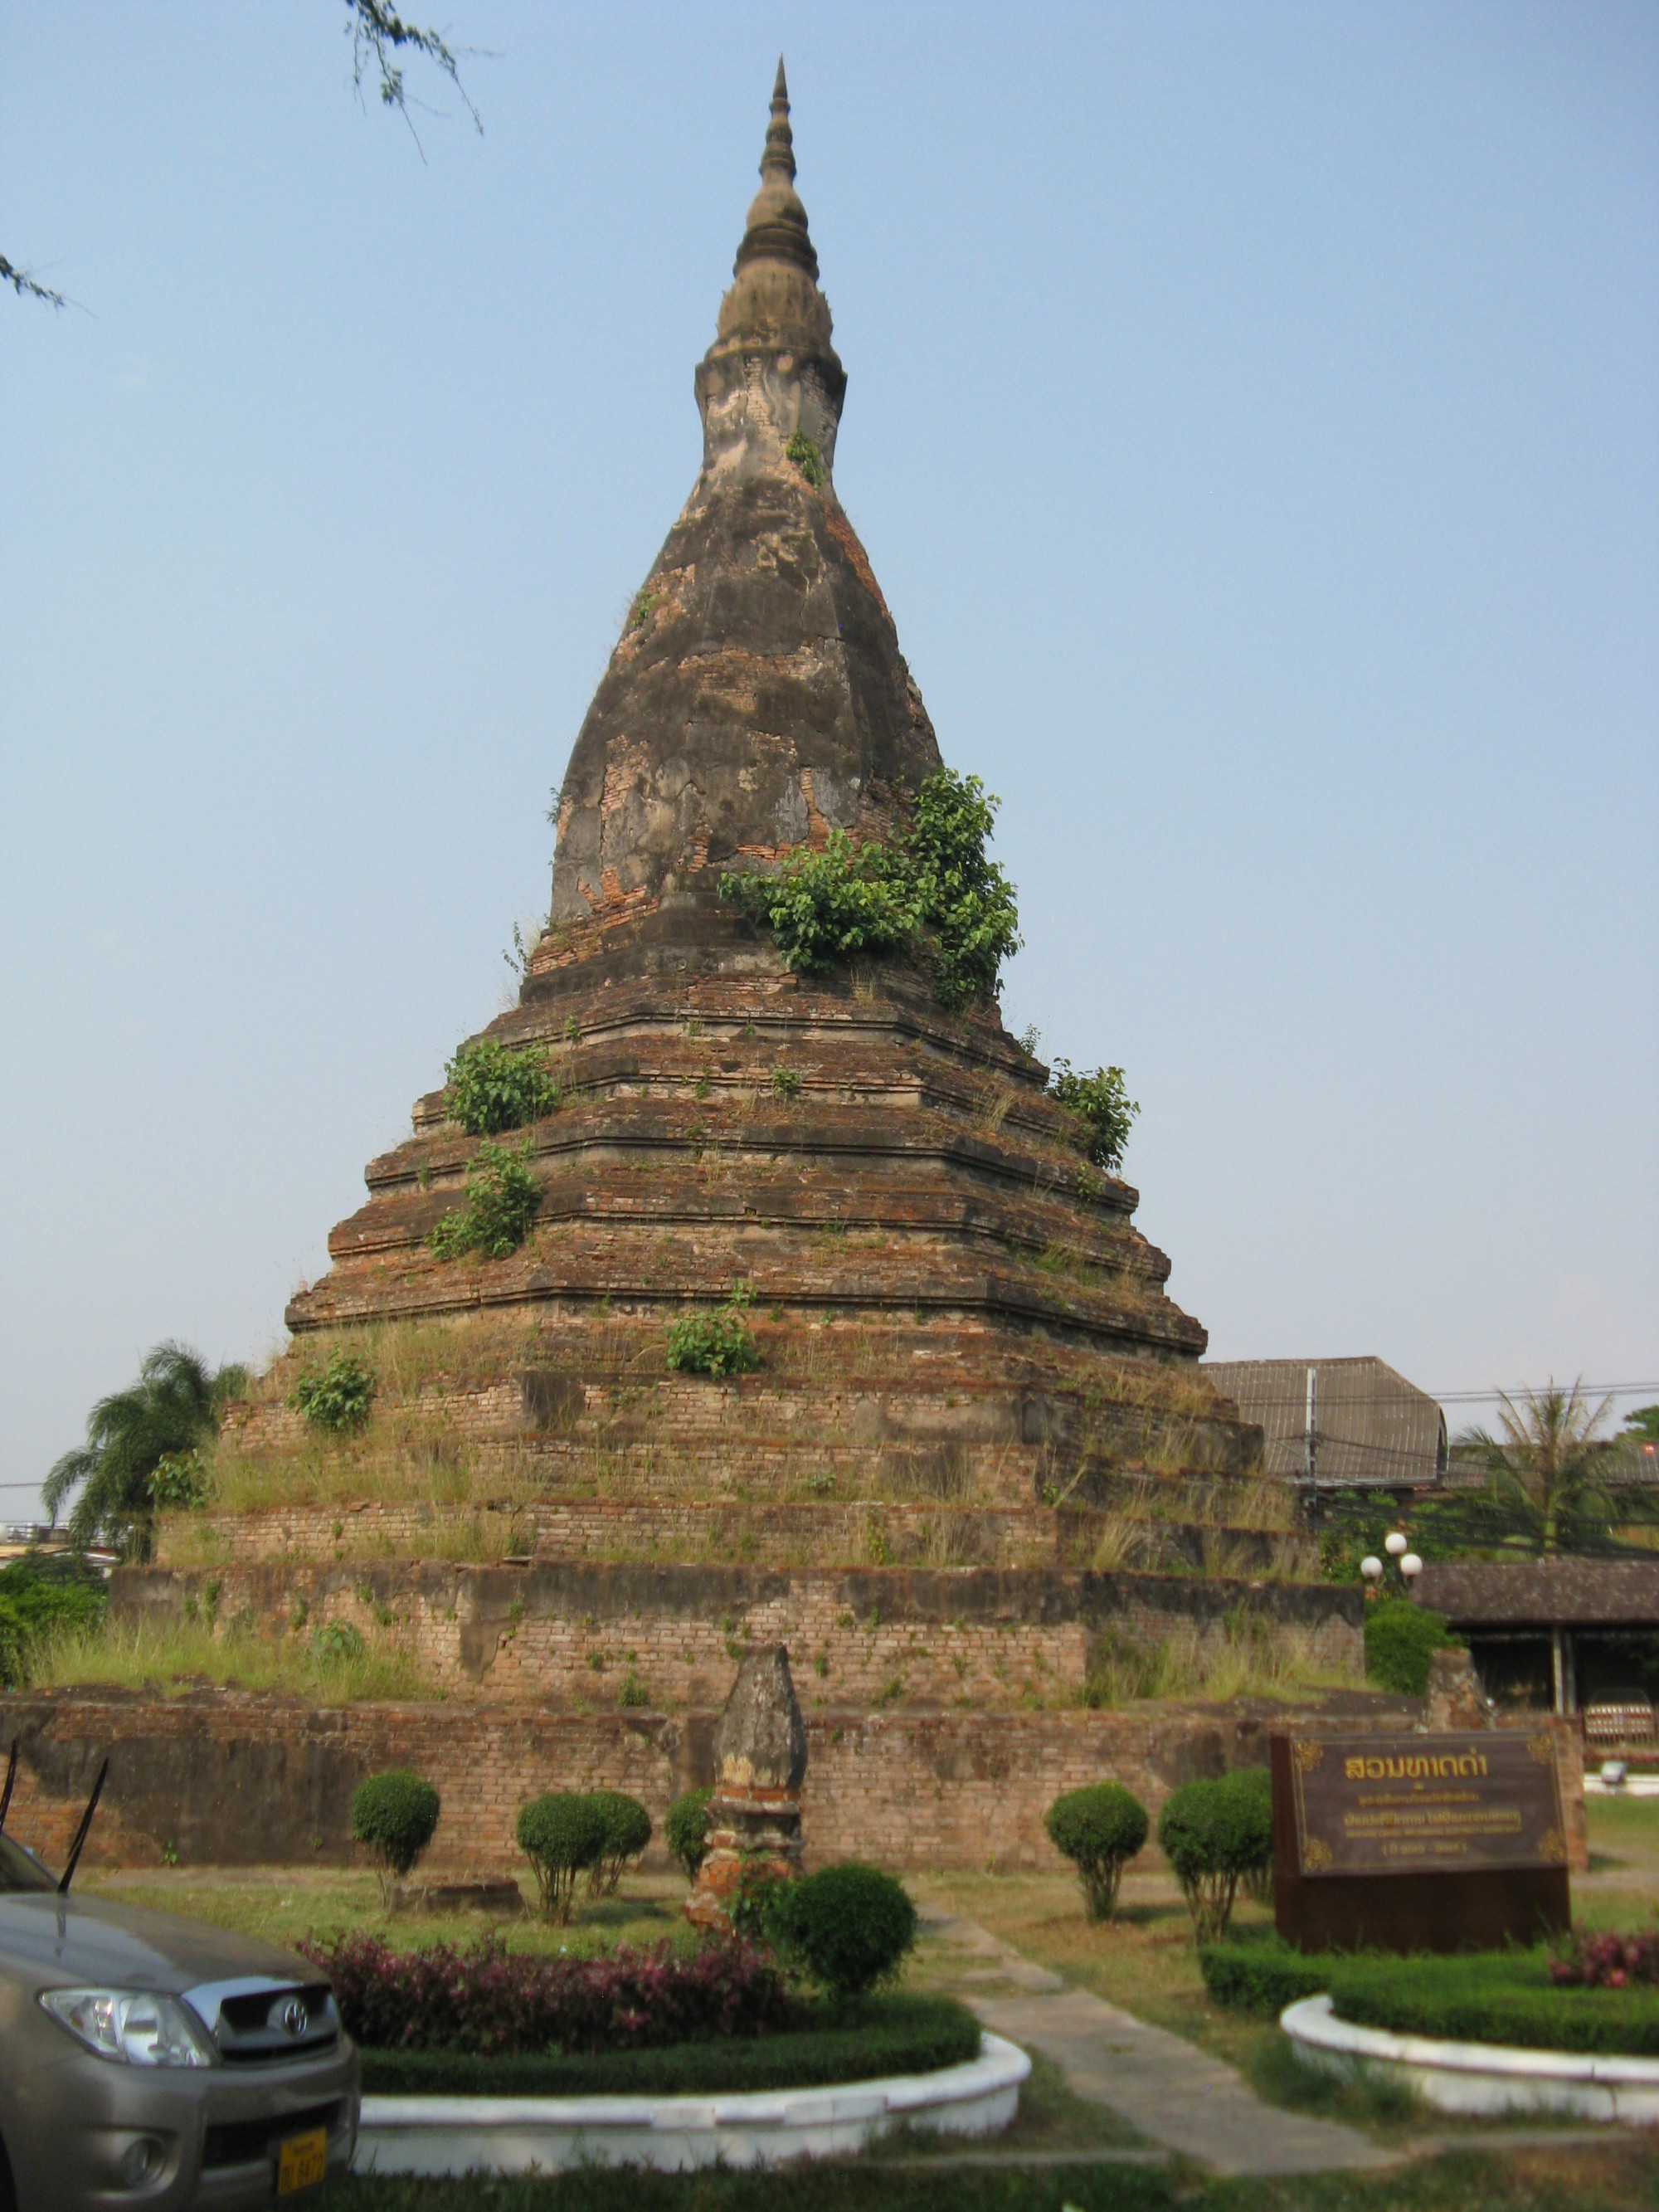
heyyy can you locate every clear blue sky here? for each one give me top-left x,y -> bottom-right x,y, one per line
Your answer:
2,2 -> 1655,1509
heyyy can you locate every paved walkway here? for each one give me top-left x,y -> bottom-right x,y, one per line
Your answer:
922,1909 -> 1396,2178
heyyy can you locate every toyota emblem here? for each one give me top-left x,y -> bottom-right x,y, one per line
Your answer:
280,1998 -> 309,2040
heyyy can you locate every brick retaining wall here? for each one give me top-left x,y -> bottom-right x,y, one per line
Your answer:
2,1684 -> 1447,1878
110,1560 -> 1362,1712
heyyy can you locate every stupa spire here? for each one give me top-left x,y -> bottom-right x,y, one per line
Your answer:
548,62 -> 929,937
701,63 -> 844,461
734,58 -> 818,279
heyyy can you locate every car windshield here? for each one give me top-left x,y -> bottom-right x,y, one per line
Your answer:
0,1833 -> 57,1893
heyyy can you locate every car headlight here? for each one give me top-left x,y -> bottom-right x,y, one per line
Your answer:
41,1988 -> 216,2067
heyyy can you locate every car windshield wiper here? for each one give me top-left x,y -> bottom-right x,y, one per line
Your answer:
0,1740 -> 109,1894
57,1759 -> 109,1895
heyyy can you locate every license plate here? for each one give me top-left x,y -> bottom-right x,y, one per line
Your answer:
275,2127 -> 328,2195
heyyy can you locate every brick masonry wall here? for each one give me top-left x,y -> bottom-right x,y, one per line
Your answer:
2,1686 -> 1454,1878
111,1560 -> 1363,1713
158,1499 -> 1309,1578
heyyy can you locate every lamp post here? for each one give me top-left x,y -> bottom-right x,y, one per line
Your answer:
1360,1532 -> 1420,1601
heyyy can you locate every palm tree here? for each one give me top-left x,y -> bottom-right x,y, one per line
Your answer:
1462,1379 -> 1615,1554
43,1343 -> 249,1559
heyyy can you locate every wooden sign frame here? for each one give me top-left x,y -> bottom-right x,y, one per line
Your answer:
1269,1732 -> 1570,1955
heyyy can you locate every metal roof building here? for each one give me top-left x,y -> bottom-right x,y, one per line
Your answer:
1201,1356 -> 1447,1491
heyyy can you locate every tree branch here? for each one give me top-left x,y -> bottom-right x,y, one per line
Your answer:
1,255 -> 66,310
348,0 -> 483,154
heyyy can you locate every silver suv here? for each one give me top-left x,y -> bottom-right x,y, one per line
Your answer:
0,1826 -> 359,2208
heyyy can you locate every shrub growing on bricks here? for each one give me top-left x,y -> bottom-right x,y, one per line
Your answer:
1044,1781 -> 1149,1922
444,1037 -> 560,1137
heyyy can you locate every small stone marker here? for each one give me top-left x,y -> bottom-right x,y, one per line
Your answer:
685,1644 -> 807,1930
1270,1729 -> 1571,1953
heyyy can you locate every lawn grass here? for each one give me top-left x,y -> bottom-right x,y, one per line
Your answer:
76,1865 -> 698,1960
310,2140 -> 1659,2212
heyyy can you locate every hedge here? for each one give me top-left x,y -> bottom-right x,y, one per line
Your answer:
357,1992 -> 980,2098
1333,1953 -> 1659,2057
1199,1939 -> 1659,2057
1198,1938 -> 1327,2018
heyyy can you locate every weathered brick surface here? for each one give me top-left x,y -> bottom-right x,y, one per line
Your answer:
158,1498 -> 1311,1579
111,1560 -> 1362,1713
0,1687 -> 1431,1878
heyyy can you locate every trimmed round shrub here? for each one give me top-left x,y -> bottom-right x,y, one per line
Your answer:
1228,1766 -> 1276,1906
1365,1599 -> 1458,1695
1044,1781 -> 1149,1922
665,1787 -> 713,1881
352,1771 -> 440,1907
1157,1774 -> 1272,1944
765,1863 -> 917,2011
587,1790 -> 652,1896
517,1791 -> 607,1922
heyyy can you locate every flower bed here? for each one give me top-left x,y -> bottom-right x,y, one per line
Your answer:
304,1932 -> 793,2057
1201,1936 -> 1659,2057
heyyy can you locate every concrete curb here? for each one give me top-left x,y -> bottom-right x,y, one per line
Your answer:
1282,1995 -> 1659,2124
353,2030 -> 1031,2175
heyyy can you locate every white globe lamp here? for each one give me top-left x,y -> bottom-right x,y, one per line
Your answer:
1400,1552 -> 1423,1581
1360,1557 -> 1384,1582
1384,1532 -> 1408,1558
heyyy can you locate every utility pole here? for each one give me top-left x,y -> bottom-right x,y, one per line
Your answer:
1304,1365 -> 1319,1529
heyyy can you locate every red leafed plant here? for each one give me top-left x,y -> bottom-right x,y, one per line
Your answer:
300,1932 -> 795,2055
1549,1930 -> 1659,1991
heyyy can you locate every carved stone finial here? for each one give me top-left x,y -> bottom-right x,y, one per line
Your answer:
735,58 -> 816,279
684,1644 -> 808,1929
714,1643 -> 809,1792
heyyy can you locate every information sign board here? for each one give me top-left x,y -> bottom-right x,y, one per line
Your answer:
1268,1731 -> 1571,1955
1286,1730 -> 1568,1879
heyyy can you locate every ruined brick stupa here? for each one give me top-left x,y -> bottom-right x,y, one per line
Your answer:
170,70 -> 1347,1730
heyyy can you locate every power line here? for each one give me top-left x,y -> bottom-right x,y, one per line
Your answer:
1429,1382 -> 1659,1404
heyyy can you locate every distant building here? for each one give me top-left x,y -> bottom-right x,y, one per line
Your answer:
1414,1557 -> 1659,1730
1201,1357 -> 1447,1492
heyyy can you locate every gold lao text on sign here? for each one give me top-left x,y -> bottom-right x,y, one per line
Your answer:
1287,1731 -> 1565,1881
